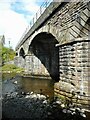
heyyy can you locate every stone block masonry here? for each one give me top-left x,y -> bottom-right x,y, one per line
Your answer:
15,1 -> 90,108
55,39 -> 90,107
59,40 -> 90,95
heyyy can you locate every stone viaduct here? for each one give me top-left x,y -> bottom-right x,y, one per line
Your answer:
15,0 -> 90,106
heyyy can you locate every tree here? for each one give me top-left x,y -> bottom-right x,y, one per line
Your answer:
1,46 -> 15,65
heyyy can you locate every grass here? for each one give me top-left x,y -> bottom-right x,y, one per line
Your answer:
1,64 -> 24,73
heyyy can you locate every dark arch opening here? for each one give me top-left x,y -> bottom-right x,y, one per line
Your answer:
19,48 -> 25,58
28,32 -> 59,82
16,52 -> 18,56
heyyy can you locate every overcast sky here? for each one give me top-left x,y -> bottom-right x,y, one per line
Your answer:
0,0 -> 46,49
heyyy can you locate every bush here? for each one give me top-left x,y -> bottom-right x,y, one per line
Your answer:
2,46 -> 15,65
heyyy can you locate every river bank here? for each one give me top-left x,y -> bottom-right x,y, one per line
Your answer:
2,76 -> 88,120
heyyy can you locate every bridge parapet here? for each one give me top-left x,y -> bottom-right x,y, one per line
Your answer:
16,0 -> 90,51
16,0 -> 58,50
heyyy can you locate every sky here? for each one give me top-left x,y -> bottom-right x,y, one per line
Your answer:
0,0 -> 46,49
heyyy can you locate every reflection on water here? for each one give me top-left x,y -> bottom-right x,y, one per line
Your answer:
20,77 -> 54,99
2,73 -> 17,81
2,73 -> 55,100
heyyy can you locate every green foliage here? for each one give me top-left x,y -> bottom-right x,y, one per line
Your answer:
2,64 -> 24,73
1,46 -> 15,64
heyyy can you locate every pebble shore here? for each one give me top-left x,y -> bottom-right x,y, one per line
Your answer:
2,77 -> 87,120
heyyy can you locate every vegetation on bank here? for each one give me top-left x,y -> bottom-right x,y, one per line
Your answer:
2,64 -> 24,73
1,45 -> 15,65
0,44 -> 24,74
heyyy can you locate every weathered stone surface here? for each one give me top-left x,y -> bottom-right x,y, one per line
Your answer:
14,56 -> 25,68
59,41 -> 90,99
15,1 -> 90,105
54,81 -> 76,93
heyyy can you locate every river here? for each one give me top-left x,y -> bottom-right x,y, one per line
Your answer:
2,73 -> 54,100
2,73 -> 89,119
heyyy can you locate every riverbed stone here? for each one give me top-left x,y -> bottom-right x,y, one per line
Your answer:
54,81 -> 76,93
2,75 -> 90,119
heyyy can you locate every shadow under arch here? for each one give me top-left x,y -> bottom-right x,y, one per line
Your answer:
28,32 -> 59,82
19,48 -> 25,58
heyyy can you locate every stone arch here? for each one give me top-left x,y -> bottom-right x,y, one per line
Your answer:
28,32 -> 59,81
19,47 -> 25,58
28,25 -> 60,47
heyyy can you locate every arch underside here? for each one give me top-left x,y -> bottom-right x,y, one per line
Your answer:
27,32 -> 59,81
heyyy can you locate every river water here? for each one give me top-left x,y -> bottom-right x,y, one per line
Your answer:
2,73 -> 54,99
2,73 -> 90,119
